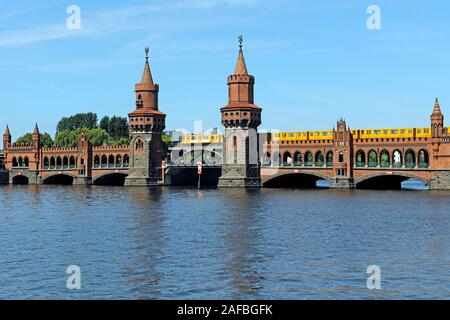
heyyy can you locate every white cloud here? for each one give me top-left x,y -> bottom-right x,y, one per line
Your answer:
0,0 -> 262,47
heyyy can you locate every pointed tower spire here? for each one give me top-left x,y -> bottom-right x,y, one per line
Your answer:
431,97 -> 444,138
4,125 -> 10,136
432,97 -> 442,115
234,35 -> 248,75
141,47 -> 154,85
33,123 -> 39,134
3,125 -> 11,148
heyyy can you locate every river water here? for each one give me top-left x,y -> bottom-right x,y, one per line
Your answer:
0,185 -> 449,299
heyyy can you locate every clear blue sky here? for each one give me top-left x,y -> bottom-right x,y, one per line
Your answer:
1,0 -> 450,144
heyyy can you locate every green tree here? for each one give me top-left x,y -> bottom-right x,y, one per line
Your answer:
56,113 -> 98,133
99,116 -> 109,132
54,128 -> 129,148
100,115 -> 128,139
15,133 -> 54,147
162,133 -> 172,143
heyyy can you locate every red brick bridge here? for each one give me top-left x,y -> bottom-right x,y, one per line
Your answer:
1,43 -> 450,190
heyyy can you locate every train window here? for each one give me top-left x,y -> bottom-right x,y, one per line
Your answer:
322,132 -> 328,136
391,130 -> 398,134
374,130 -> 381,135
384,130 -> 388,134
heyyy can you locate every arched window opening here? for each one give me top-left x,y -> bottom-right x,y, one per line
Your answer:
263,152 -> 271,166
135,139 -> 144,151
380,150 -> 390,168
294,152 -> 302,166
283,152 -> 292,166
418,150 -> 429,168
392,150 -> 402,168
326,152 -> 333,167
56,157 -> 62,169
304,152 -> 313,167
137,95 -> 143,109
12,157 -> 18,168
101,155 -> 108,168
405,150 -> 416,168
315,151 -> 324,167
94,155 -> 100,168
44,157 -> 49,169
69,156 -> 76,168
116,155 -> 123,167
123,155 -> 129,167
50,157 -> 56,169
63,156 -> 69,169
339,152 -> 344,163
233,136 -> 238,165
108,155 -> 115,168
368,150 -> 378,167
356,151 -> 365,167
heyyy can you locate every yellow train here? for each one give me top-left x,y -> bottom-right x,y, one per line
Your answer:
272,130 -> 333,142
181,134 -> 223,144
352,128 -> 432,140
180,127 -> 447,144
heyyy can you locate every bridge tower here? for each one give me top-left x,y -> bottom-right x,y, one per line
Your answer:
330,118 -> 354,189
431,98 -> 444,138
218,37 -> 262,188
125,48 -> 166,186
31,124 -> 42,183
32,123 -> 40,148
429,98 -> 450,189
3,125 -> 11,149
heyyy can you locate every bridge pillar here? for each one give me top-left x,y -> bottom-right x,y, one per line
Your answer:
218,38 -> 262,188
330,177 -> 354,189
430,170 -> 450,190
0,170 -> 9,184
73,176 -> 92,186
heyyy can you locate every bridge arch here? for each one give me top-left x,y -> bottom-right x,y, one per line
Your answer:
263,171 -> 331,188
12,174 -> 29,185
355,172 -> 430,190
42,173 -> 76,185
93,172 -> 128,186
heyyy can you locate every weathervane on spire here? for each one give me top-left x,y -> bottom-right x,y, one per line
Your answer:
145,47 -> 149,60
238,35 -> 243,49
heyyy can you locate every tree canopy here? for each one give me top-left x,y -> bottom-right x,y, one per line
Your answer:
15,133 -> 54,148
56,113 -> 98,133
53,113 -> 130,147
56,128 -> 113,148
99,116 -> 129,140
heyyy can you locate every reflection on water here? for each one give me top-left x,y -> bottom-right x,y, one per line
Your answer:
0,185 -> 449,299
